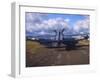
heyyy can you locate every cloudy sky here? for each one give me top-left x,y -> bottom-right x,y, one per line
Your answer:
25,12 -> 89,36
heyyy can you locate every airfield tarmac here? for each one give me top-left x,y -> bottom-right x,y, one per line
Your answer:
26,40 -> 89,67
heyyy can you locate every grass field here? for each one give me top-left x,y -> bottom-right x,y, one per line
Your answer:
26,40 -> 89,67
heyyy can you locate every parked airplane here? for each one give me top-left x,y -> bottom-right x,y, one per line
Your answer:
28,29 -> 89,48
62,33 -> 89,49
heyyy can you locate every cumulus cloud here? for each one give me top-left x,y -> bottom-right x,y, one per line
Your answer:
41,18 -> 69,30
26,13 -> 89,36
73,16 -> 89,33
26,13 -> 70,35
26,13 -> 43,32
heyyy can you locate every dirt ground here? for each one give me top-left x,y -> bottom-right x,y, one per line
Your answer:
26,40 -> 89,67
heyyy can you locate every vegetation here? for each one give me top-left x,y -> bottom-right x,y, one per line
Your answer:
26,40 -> 44,54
